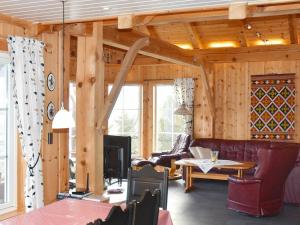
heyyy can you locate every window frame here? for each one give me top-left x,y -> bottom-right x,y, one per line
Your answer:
153,82 -> 185,153
107,83 -> 143,157
0,52 -> 17,214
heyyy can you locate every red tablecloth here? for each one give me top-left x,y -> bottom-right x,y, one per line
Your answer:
0,199 -> 173,225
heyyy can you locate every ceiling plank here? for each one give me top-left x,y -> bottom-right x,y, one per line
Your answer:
288,15 -> 299,45
185,23 -> 204,49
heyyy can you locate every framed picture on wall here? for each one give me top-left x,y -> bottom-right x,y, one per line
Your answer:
47,102 -> 55,121
47,72 -> 55,91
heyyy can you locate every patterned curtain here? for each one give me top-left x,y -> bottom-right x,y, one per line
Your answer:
7,36 -> 45,211
174,78 -> 195,135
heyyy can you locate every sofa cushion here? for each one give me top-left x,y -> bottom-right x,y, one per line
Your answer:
219,140 -> 245,161
190,138 -> 221,151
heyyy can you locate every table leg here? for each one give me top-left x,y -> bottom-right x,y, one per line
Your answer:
185,166 -> 193,192
237,169 -> 243,178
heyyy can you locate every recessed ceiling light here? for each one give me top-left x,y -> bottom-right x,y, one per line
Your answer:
103,6 -> 110,10
208,41 -> 237,48
245,24 -> 252,30
175,44 -> 193,50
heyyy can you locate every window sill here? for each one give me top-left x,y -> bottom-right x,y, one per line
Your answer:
0,208 -> 23,221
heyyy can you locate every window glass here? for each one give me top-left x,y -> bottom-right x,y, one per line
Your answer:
155,84 -> 185,152
0,54 -> 16,213
69,82 -> 76,187
108,85 -> 142,156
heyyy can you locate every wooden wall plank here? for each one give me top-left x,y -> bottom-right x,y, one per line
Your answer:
41,32 -> 60,204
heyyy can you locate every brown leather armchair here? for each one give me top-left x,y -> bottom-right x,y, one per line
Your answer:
149,134 -> 191,168
227,147 -> 299,216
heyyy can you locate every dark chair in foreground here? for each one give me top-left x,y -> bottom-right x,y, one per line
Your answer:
227,147 -> 299,216
86,205 -> 133,225
127,164 -> 168,209
131,189 -> 161,225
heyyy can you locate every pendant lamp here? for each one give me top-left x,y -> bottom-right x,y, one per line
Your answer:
174,102 -> 192,116
52,0 -> 75,129
174,78 -> 192,116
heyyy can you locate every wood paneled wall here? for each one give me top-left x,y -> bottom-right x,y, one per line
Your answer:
213,60 -> 300,142
106,60 -> 300,158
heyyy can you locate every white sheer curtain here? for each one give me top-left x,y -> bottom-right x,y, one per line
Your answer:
174,78 -> 195,135
7,36 -> 45,211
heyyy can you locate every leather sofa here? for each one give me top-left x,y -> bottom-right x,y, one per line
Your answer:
228,147 -> 298,216
189,138 -> 300,205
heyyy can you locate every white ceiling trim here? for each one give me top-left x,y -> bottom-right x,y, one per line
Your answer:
0,0 -> 296,24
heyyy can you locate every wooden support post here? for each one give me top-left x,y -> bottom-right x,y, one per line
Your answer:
97,37 -> 150,130
76,22 -> 104,194
199,63 -> 215,118
58,31 -> 70,193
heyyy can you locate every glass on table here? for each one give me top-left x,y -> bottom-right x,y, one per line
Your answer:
210,151 -> 219,163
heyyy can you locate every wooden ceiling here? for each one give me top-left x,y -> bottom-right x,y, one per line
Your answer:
139,15 -> 299,49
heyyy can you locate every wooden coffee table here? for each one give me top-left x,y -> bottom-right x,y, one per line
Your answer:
175,159 -> 256,192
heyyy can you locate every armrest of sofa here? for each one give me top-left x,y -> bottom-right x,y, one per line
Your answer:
228,176 -> 262,184
228,176 -> 262,206
159,152 -> 189,161
151,151 -> 170,157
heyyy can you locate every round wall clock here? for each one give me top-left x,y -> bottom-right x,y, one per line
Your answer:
47,102 -> 55,121
47,72 -> 55,91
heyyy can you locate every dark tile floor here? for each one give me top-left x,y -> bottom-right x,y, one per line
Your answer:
167,180 -> 300,225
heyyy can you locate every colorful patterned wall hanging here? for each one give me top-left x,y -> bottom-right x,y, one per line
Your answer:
250,74 -> 295,140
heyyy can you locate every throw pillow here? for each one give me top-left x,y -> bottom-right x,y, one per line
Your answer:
189,147 -> 211,159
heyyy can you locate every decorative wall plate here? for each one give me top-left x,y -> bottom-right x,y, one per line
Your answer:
47,102 -> 55,121
47,72 -> 55,91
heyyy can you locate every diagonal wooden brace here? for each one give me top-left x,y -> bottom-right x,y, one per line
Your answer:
96,37 -> 149,132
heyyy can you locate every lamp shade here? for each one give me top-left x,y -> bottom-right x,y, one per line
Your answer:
174,103 -> 192,116
52,104 -> 75,129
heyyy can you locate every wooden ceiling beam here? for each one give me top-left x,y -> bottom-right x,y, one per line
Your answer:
248,3 -> 300,18
200,44 -> 300,63
103,26 -> 202,67
34,23 -> 93,36
99,2 -> 300,28
103,27 -> 215,117
0,12 -> 32,29
288,15 -> 299,44
185,23 -> 204,49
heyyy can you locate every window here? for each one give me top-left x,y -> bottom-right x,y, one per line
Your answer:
108,85 -> 142,156
154,84 -> 185,152
68,82 -> 76,186
0,53 -> 17,213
